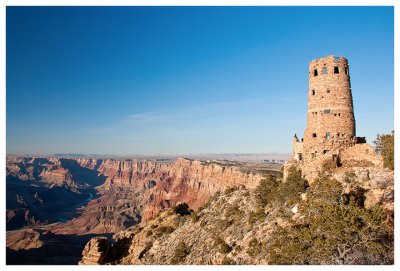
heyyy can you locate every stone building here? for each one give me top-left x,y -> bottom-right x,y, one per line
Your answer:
287,55 -> 379,181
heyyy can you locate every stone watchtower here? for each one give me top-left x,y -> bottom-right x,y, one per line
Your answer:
292,55 -> 357,179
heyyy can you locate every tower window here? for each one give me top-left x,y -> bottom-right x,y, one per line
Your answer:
313,69 -> 318,76
322,67 -> 328,74
324,109 -> 331,114
334,66 -> 339,74
311,89 -> 315,95
311,153 -> 316,159
327,89 -> 330,93
326,132 -> 331,140
312,133 -> 317,138
345,67 -> 349,75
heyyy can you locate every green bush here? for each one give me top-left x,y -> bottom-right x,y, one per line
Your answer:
373,131 -> 394,170
214,237 -> 232,254
246,238 -> 262,257
221,257 -> 235,265
225,186 -> 239,195
269,175 -> 393,265
254,174 -> 278,207
170,241 -> 190,264
343,170 -> 356,183
279,166 -> 308,204
269,204 -> 393,264
216,218 -> 233,230
225,205 -> 244,221
248,207 -> 265,224
155,226 -> 175,237
305,178 -> 343,209
190,211 -> 200,223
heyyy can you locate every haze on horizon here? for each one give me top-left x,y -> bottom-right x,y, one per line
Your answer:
6,6 -> 394,155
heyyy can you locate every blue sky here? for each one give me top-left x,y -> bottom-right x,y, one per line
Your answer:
6,6 -> 394,155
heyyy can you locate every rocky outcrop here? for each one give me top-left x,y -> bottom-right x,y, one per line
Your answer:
334,166 -> 394,212
81,159 -> 393,265
6,228 -> 44,251
339,144 -> 383,168
79,236 -> 110,265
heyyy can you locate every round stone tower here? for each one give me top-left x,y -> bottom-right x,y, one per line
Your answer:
303,55 -> 356,168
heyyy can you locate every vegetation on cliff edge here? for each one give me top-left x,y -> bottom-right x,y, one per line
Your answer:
373,130 -> 394,170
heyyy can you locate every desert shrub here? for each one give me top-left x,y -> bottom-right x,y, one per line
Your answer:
279,166 -> 308,204
216,218 -> 233,230
172,203 -> 191,216
341,186 -> 367,208
138,241 -> 153,260
146,230 -> 153,237
155,226 -> 175,237
317,159 -> 338,181
321,159 -> 337,173
150,224 -> 158,229
199,219 -> 207,227
190,211 -> 200,223
269,204 -> 393,264
373,131 -> 394,170
246,238 -> 262,257
221,257 -> 235,265
254,174 -> 278,207
214,237 -> 232,254
305,178 -> 343,209
343,170 -> 356,183
269,175 -> 393,265
170,241 -> 190,264
225,205 -> 244,221
248,207 -> 265,224
225,186 -> 239,195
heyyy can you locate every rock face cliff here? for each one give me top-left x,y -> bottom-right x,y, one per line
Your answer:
6,155 -> 393,265
51,158 -> 263,234
6,156 -> 265,264
79,158 -> 393,265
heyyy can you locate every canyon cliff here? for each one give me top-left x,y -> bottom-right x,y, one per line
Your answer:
6,156 -> 269,264
78,158 -> 394,265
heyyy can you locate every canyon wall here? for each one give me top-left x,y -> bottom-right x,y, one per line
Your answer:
7,157 -> 263,235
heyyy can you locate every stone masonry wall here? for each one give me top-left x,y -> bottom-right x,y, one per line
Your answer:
300,55 -> 356,179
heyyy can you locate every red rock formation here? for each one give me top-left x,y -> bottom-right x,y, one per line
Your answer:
7,157 -> 263,235
79,237 -> 110,265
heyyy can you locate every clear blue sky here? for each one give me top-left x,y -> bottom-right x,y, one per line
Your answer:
6,6 -> 394,155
